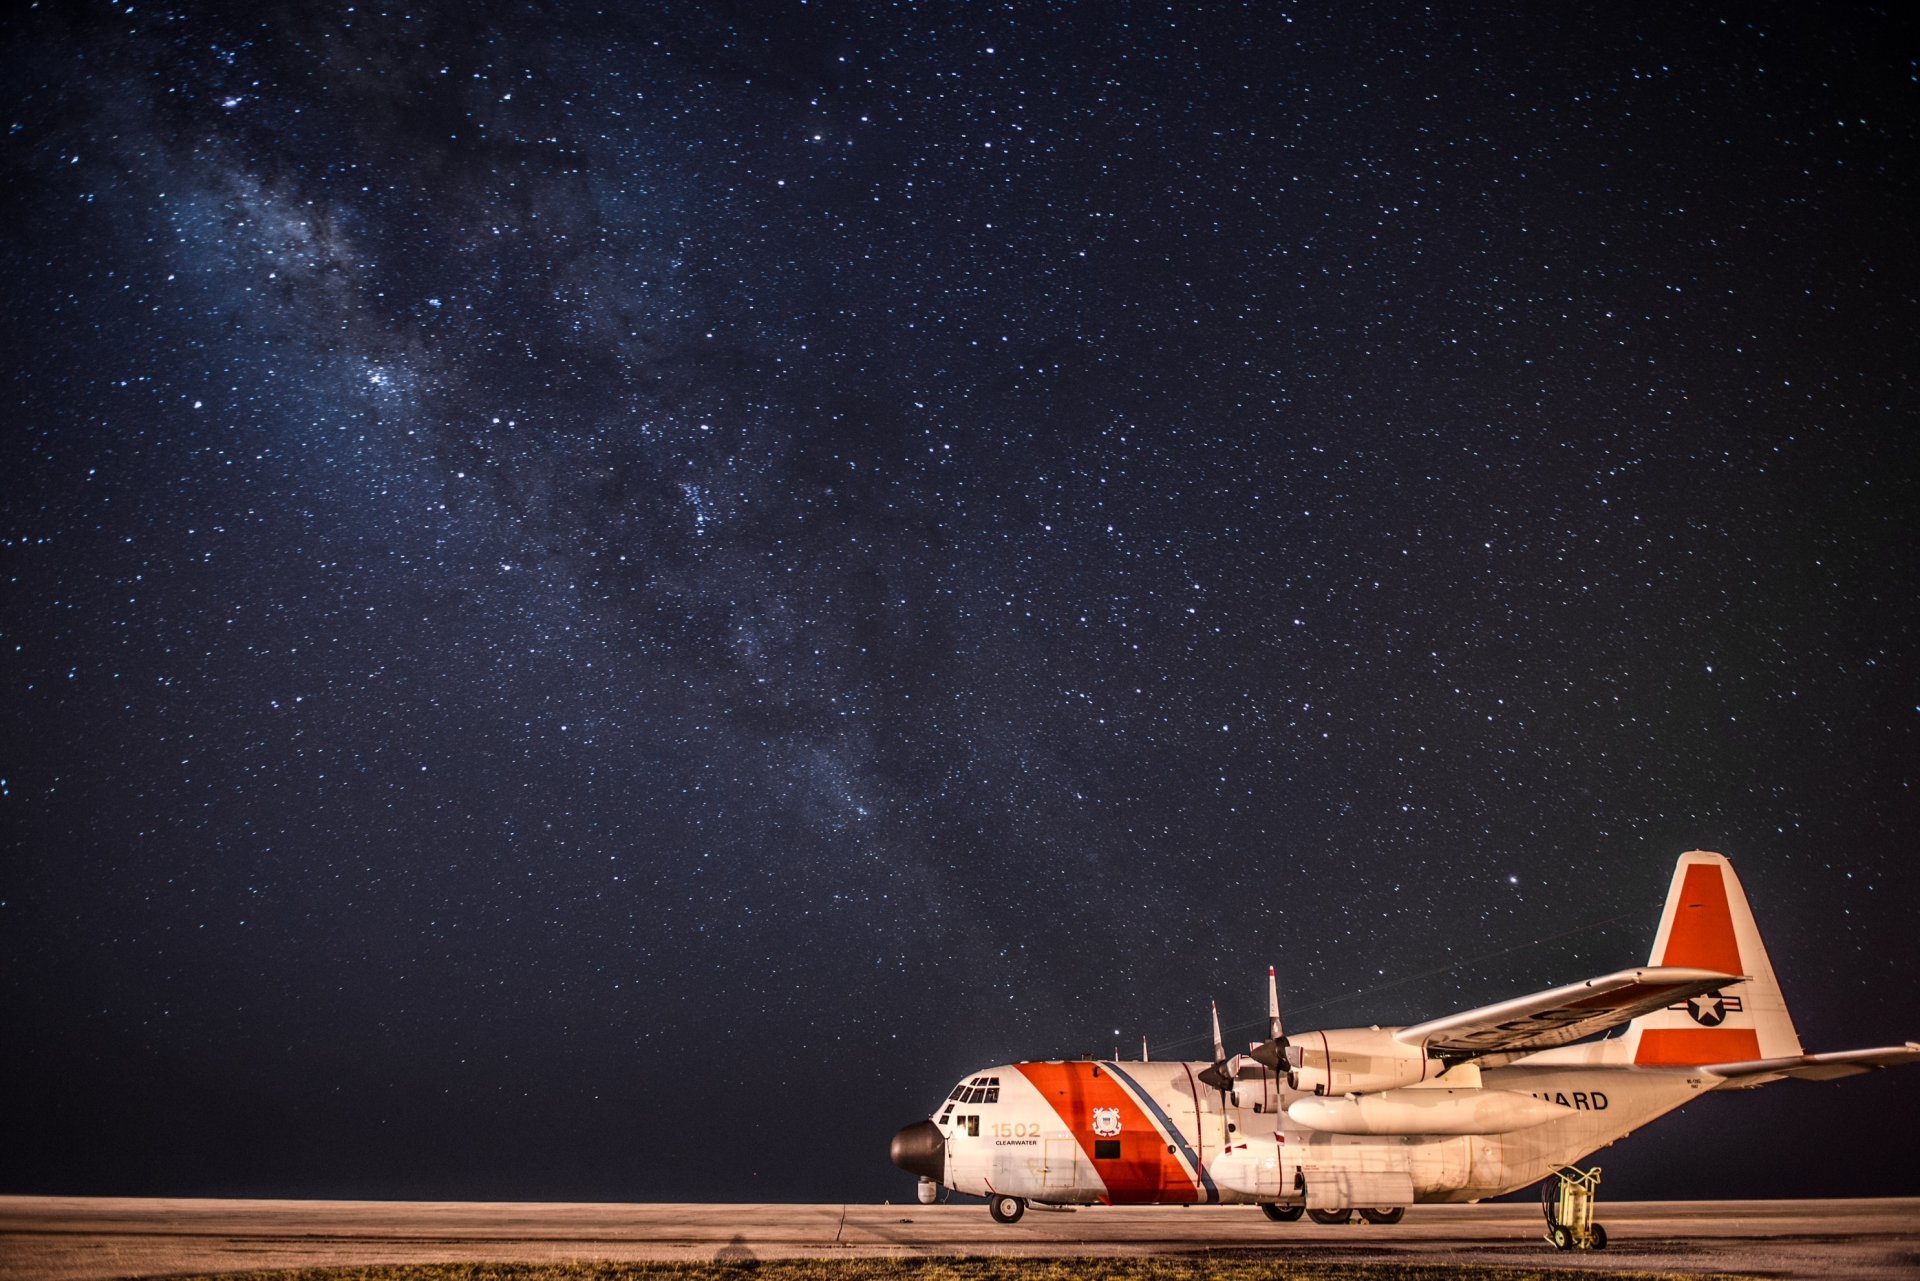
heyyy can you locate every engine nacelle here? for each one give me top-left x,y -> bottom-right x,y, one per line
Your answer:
1288,1026 -> 1438,1095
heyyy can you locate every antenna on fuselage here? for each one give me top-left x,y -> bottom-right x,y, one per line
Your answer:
1141,1035 -> 1149,1061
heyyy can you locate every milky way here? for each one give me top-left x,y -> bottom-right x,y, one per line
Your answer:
4,3 -> 1916,1201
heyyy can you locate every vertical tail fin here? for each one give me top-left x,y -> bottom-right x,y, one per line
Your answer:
1620,850 -> 1803,1066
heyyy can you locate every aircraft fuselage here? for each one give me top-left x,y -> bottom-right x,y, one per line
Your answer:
899,1053 -> 1709,1208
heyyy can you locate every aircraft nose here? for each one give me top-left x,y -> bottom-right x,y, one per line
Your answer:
889,1119 -> 945,1182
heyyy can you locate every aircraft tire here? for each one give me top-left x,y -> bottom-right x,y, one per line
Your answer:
1360,1207 -> 1404,1225
1307,1207 -> 1352,1225
1550,1224 -> 1574,1251
1260,1203 -> 1304,1222
988,1195 -> 1026,1225
1590,1223 -> 1607,1250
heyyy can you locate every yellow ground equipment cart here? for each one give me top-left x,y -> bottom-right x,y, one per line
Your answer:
1541,1165 -> 1607,1250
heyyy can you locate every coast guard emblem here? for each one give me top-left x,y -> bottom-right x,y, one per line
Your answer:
1092,1107 -> 1122,1137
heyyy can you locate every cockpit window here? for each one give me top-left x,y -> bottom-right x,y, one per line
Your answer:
949,1076 -> 1002,1107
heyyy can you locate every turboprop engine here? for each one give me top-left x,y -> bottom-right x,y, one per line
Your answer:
1287,1086 -> 1572,1135
1288,1026 -> 1439,1095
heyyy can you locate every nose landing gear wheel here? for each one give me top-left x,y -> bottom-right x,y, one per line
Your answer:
988,1194 -> 1026,1224
1360,1206 -> 1404,1225
1307,1207 -> 1353,1225
1260,1203 -> 1304,1222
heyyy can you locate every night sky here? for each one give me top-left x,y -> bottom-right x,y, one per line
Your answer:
5,2 -> 1917,1205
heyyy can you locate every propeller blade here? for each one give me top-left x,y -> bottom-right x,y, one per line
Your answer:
1248,965 -> 1294,1073
1267,965 -> 1283,1041
1197,999 -> 1235,1091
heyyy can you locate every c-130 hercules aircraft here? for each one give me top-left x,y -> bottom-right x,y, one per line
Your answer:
891,851 -> 1918,1226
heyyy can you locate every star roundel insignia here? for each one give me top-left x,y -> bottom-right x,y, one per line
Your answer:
1686,991 -> 1728,1027
1091,1107 -> 1122,1137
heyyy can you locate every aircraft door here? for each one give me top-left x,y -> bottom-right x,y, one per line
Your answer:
1163,1069 -> 1204,1198
1041,1137 -> 1076,1191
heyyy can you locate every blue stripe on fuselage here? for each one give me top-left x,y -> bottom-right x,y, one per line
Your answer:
1100,1061 -> 1219,1203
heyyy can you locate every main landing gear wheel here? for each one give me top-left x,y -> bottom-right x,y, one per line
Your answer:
1360,1207 -> 1405,1225
1307,1207 -> 1353,1225
1260,1203 -> 1304,1222
988,1194 -> 1026,1224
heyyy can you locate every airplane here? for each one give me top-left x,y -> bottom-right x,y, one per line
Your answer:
890,850 -> 1919,1228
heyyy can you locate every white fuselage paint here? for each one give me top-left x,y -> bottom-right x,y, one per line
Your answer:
930,1051 -> 1713,1207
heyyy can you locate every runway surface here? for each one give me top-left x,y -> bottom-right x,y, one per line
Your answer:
3,1196 -> 1917,1281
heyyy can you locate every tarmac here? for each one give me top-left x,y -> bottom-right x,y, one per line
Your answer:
2,1196 -> 1917,1280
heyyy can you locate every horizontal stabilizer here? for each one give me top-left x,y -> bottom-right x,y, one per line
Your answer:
1398,966 -> 1738,1057
1702,1042 -> 1920,1089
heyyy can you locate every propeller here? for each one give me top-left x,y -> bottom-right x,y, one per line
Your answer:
1247,965 -> 1299,1089
1195,999 -> 1239,1152
1196,999 -> 1234,1092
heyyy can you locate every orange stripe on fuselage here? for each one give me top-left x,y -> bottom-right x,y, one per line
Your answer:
1660,862 -> 1743,974
1013,1062 -> 1202,1204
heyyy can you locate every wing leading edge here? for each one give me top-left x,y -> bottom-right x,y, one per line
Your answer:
1396,966 -> 1739,1058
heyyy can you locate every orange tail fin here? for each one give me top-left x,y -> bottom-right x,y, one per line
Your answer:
1621,851 -> 1802,1067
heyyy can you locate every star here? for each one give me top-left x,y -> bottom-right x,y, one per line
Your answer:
1688,993 -> 1728,1027
1,0 -> 1914,1206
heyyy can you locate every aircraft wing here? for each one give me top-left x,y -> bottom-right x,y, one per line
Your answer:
1699,1042 -> 1920,1089
1395,966 -> 1739,1058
